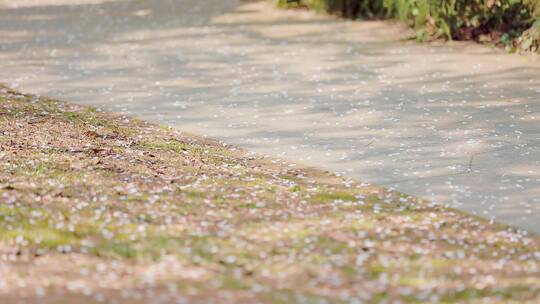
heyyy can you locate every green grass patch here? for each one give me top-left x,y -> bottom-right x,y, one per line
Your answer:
309,190 -> 357,204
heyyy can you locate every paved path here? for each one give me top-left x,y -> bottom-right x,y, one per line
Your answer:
1,0 -> 539,232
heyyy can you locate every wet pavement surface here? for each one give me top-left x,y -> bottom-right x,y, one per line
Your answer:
1,0 -> 539,232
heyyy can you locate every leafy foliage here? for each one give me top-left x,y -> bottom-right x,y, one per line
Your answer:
276,0 -> 540,51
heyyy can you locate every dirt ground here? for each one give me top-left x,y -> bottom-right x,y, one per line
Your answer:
0,86 -> 539,303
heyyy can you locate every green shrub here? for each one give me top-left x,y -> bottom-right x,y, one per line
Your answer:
390,0 -> 536,41
276,0 -> 540,51
518,19 -> 540,51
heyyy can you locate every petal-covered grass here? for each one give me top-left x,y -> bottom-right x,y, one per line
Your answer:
0,86 -> 538,303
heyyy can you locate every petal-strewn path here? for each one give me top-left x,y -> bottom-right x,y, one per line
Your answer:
1,0 -> 539,232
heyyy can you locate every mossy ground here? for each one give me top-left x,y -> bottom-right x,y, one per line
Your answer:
0,86 -> 538,303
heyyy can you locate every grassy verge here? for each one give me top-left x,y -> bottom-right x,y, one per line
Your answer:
0,85 -> 539,303
275,0 -> 540,53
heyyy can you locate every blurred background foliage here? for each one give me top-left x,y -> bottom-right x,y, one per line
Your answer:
275,0 -> 540,52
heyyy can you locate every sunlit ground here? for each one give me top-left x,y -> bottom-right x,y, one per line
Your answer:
1,0 -> 538,231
